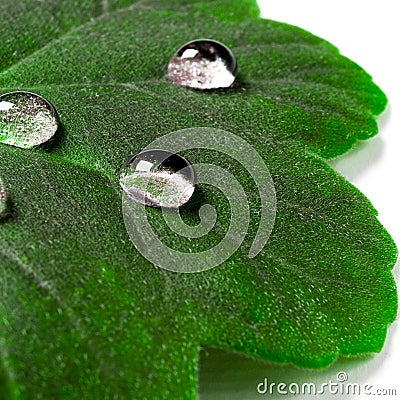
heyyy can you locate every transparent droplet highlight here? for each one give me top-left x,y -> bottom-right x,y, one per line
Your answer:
0,91 -> 59,148
168,39 -> 237,90
119,149 -> 195,208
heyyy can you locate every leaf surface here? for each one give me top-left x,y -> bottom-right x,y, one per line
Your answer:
0,1 -> 397,399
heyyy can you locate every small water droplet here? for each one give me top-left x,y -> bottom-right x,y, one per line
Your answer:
120,149 -> 195,208
0,91 -> 59,148
0,190 -> 11,220
168,39 -> 237,90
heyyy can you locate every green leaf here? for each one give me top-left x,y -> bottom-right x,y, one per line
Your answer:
0,1 -> 397,399
0,0 -> 259,73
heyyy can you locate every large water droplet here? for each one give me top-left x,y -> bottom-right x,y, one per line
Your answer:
168,39 -> 237,90
0,91 -> 59,148
120,149 -> 195,208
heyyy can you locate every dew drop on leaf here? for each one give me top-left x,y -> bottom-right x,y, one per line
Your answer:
0,189 -> 11,220
0,91 -> 59,149
119,149 -> 195,208
167,39 -> 237,90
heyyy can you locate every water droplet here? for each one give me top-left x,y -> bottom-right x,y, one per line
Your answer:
0,91 -> 59,148
0,190 -> 11,220
168,39 -> 237,90
120,149 -> 195,208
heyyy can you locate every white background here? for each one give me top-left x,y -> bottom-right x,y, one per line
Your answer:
259,0 -> 399,396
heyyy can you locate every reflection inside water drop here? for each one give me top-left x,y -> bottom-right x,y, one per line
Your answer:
119,149 -> 195,208
0,91 -> 59,149
168,39 -> 237,90
0,102 -> 15,112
